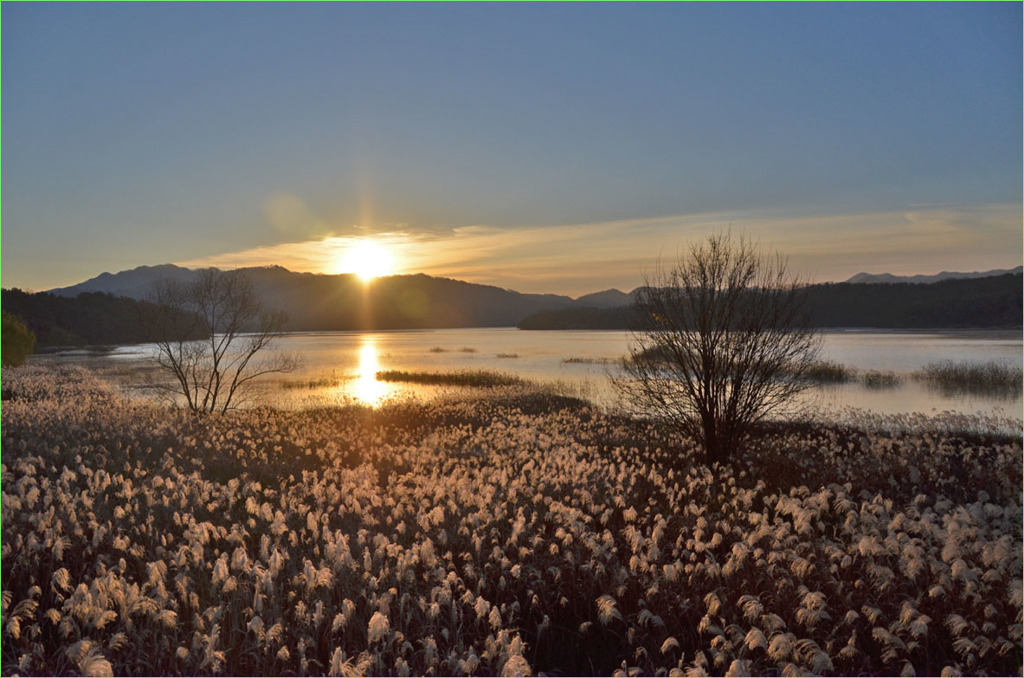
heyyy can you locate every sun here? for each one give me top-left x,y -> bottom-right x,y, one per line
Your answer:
336,240 -> 395,282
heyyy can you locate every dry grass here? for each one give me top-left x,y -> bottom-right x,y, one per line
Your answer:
2,365 -> 1021,677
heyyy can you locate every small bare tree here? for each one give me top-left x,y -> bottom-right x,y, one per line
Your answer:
146,269 -> 295,413
617,233 -> 819,463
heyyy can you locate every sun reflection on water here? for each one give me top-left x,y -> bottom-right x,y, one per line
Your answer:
354,339 -> 388,406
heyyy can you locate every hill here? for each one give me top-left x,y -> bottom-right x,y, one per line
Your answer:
45,265 -> 579,332
250,268 -> 576,330
12,264 -> 1021,345
572,288 -> 633,308
519,273 -> 1023,330
48,263 -> 198,298
1,288 -> 208,346
845,266 -> 1022,284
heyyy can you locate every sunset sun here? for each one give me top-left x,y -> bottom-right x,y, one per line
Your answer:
336,240 -> 395,282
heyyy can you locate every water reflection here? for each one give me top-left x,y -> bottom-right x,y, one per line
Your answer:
66,328 -> 1019,418
353,339 -> 387,406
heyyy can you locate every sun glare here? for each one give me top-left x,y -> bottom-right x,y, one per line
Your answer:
353,339 -> 387,406
336,240 -> 395,282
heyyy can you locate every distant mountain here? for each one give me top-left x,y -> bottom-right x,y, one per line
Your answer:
45,265 -> 579,331
573,288 -> 633,308
845,266 -> 1022,285
28,263 -> 1023,341
48,263 -> 198,298
520,273 -> 1023,330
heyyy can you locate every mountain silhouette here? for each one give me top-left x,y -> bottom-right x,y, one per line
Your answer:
47,265 -> 579,330
844,266 -> 1022,285
572,288 -> 634,308
25,263 -> 1024,340
519,273 -> 1023,330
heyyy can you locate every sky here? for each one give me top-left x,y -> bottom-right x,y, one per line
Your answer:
2,2 -> 1021,296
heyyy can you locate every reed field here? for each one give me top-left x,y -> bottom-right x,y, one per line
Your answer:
374,370 -> 525,388
915,361 -> 1022,399
1,365 -> 1021,676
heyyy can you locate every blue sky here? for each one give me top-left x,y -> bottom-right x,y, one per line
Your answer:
2,2 -> 1021,295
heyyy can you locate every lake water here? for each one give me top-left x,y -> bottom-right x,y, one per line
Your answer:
82,327 -> 1022,422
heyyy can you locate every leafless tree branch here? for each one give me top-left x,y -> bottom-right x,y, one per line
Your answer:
145,269 -> 296,414
615,232 -> 819,463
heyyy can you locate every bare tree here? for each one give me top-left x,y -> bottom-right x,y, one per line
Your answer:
146,269 -> 296,413
617,233 -> 819,463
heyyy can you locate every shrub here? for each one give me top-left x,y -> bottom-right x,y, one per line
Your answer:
619,232 -> 819,462
1,311 -> 36,366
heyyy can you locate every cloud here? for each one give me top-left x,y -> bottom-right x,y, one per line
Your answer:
177,203 -> 1022,295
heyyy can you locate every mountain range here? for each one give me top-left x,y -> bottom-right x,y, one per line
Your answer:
49,263 -> 1022,303
2,263 -> 1018,345
44,264 -> 626,331
844,266 -> 1022,285
519,272 -> 1022,330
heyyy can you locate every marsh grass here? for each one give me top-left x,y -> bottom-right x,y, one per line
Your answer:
563,356 -> 617,364
495,352 -> 520,359
627,344 -> 670,365
801,360 -> 857,384
915,359 -> 1023,398
746,418 -> 1021,505
281,370 -> 352,390
375,369 -> 524,387
630,353 -> 864,388
861,370 -> 903,389
2,365 -> 1021,677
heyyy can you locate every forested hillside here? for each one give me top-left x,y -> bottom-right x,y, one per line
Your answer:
48,265 -> 578,330
805,273 -> 1022,327
519,273 -> 1023,330
6,271 -> 1019,346
0,289 -> 207,346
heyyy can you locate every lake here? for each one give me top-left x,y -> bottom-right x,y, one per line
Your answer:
71,327 -> 1022,422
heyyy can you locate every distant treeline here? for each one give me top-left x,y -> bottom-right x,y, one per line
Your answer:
5,271 -> 1019,346
1,289 -> 207,346
518,273 -> 1023,330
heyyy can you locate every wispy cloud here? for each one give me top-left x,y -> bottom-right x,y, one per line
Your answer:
177,203 -> 1022,295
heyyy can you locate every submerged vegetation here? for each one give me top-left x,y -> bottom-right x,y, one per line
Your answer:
800,359 -> 1021,395
801,360 -> 857,384
428,346 -> 478,354
916,360 -> 1022,399
2,365 -> 1021,676
281,371 -> 353,390
861,370 -> 903,389
563,356 -> 617,365
375,369 -> 524,388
